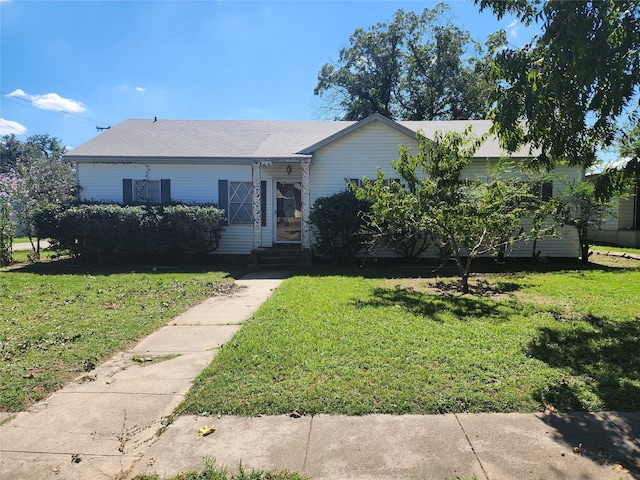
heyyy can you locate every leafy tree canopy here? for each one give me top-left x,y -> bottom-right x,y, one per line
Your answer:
0,134 -> 75,255
476,0 -> 640,170
1,133 -> 67,173
315,3 -> 506,121
356,129 -> 547,293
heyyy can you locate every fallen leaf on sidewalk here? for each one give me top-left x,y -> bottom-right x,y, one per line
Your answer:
289,410 -> 303,418
614,464 -> 630,474
198,424 -> 215,437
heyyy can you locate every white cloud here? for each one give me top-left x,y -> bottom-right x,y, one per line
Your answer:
136,86 -> 146,92
508,20 -> 521,39
0,118 -> 27,136
8,89 -> 86,113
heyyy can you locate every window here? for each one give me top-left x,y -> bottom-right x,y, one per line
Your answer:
133,180 -> 161,203
228,181 -> 253,224
532,180 -> 553,201
218,180 -> 266,226
122,178 -> 170,204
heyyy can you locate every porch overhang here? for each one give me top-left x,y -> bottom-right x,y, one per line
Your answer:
251,157 -> 312,251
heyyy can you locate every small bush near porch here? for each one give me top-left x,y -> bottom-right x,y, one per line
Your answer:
180,257 -> 640,416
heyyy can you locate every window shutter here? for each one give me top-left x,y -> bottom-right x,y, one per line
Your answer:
160,179 -> 171,203
218,180 -> 228,225
123,179 -> 133,204
261,180 -> 267,226
542,181 -> 553,201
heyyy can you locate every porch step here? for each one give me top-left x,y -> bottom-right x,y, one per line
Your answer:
250,246 -> 313,267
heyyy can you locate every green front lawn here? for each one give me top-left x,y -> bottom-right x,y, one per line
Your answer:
179,260 -> 640,416
0,264 -> 236,412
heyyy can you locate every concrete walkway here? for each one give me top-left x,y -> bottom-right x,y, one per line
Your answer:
1,271 -> 638,480
11,240 -> 50,251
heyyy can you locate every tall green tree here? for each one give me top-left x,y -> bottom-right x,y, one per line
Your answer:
476,0 -> 640,170
315,4 -> 504,121
618,120 -> 640,161
617,120 -> 640,188
0,135 -> 26,174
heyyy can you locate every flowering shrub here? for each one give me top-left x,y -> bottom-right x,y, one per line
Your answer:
0,172 -> 20,266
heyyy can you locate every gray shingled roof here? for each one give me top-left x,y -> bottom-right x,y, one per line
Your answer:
65,115 -> 531,161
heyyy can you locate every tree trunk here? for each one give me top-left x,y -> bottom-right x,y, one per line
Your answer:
578,228 -> 589,264
452,250 -> 472,294
461,272 -> 470,294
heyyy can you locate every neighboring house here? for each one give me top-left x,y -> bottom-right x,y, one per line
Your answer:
65,113 -> 580,258
589,163 -> 640,248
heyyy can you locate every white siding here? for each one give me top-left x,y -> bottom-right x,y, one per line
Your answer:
598,199 -> 621,231
78,162 -> 233,203
310,121 -> 417,200
618,194 -> 636,230
309,123 -> 581,258
77,161 -> 272,255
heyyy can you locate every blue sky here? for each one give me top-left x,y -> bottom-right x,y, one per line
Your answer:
1,0 -> 531,150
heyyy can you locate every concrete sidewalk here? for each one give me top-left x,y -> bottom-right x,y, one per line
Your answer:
1,270 -> 638,480
132,412 -> 639,480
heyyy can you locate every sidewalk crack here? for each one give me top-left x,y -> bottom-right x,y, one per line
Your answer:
301,415 -> 314,474
455,413 -> 489,480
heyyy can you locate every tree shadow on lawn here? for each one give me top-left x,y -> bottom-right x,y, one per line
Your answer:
527,314 -> 640,474
527,314 -> 640,412
358,278 -> 640,473
356,284 -> 523,323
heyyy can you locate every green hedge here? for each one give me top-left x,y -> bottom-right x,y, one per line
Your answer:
35,203 -> 226,264
309,191 -> 371,264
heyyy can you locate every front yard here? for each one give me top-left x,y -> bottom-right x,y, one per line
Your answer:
0,264 -> 236,412
2,256 -> 639,417
179,256 -> 640,416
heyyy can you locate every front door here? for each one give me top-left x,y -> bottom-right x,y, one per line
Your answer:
275,181 -> 302,243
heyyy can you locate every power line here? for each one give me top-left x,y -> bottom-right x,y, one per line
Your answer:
0,118 -> 27,135
0,92 -> 111,128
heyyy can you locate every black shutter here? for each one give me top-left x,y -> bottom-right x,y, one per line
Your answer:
261,180 -> 267,226
123,179 -> 132,204
160,179 -> 171,203
218,180 -> 228,225
542,181 -> 553,201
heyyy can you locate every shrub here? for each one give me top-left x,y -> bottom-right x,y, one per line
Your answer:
309,191 -> 371,263
35,203 -> 225,264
